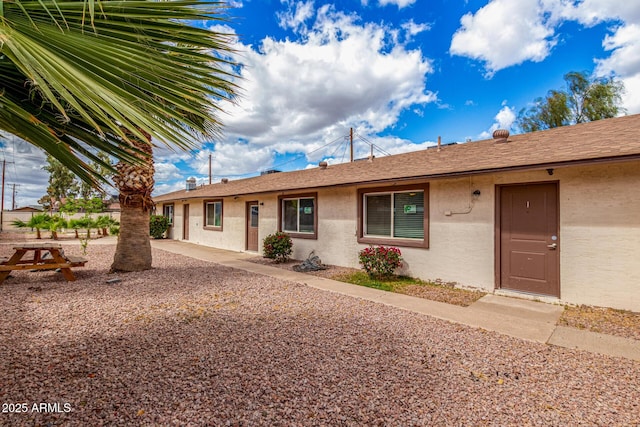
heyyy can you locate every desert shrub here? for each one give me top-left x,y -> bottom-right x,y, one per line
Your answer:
358,246 -> 402,278
263,232 -> 293,262
149,215 -> 171,239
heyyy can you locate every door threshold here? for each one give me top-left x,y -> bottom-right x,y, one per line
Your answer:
495,289 -> 561,305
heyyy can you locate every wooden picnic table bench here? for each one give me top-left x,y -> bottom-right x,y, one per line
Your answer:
0,243 -> 87,284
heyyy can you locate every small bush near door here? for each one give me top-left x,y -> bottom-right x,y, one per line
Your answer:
149,215 -> 171,239
263,232 -> 293,263
358,246 -> 403,279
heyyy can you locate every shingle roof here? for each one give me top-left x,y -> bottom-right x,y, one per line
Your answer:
154,114 -> 640,202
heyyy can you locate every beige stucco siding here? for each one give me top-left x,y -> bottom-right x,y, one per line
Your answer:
558,162 -> 640,311
407,176 -> 495,289
161,160 -> 640,311
288,187 -> 360,267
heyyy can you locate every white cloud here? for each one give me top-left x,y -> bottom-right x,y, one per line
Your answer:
450,0 -> 556,75
378,0 -> 417,9
277,0 -> 315,32
594,23 -> 640,114
224,4 -> 435,157
201,142 -> 274,177
557,1 -> 640,27
616,74 -> 640,114
450,0 -> 640,113
494,105 -> 516,129
154,162 -> 183,183
0,135 -> 50,207
401,20 -> 431,37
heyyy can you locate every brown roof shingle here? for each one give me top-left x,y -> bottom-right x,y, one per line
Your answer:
154,114 -> 640,202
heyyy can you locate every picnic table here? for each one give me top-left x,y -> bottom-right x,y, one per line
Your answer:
0,243 -> 87,284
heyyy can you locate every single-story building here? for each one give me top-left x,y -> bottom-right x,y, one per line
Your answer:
154,114 -> 640,311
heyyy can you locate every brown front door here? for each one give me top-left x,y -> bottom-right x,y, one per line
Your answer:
183,204 -> 190,241
498,182 -> 559,297
246,202 -> 259,251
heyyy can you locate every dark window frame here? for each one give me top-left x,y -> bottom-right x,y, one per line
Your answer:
277,192 -> 318,240
203,199 -> 223,231
162,203 -> 174,226
357,183 -> 429,248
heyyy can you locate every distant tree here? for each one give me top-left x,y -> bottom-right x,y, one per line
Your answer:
517,71 -> 625,133
80,153 -> 115,200
42,156 -> 79,208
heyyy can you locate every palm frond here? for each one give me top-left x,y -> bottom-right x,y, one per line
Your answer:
0,0 -> 240,182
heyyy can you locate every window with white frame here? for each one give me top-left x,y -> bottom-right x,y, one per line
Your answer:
280,195 -> 316,238
204,200 -> 223,229
359,185 -> 428,248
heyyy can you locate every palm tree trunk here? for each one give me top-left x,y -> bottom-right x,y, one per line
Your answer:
110,130 -> 154,273
111,197 -> 152,271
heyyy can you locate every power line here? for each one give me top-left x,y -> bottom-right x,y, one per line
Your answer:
261,134 -> 348,172
353,131 -> 393,157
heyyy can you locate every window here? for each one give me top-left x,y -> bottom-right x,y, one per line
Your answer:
278,193 -> 317,239
358,184 -> 428,248
162,204 -> 174,225
203,199 -> 223,230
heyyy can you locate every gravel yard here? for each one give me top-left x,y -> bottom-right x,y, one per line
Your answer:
1,242 -> 639,426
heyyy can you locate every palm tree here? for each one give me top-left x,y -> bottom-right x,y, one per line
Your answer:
48,215 -> 68,240
95,215 -> 117,237
12,214 -> 52,239
1,0 -> 238,271
68,218 -> 83,239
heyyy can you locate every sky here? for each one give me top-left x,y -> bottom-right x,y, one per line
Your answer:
2,0 -> 640,207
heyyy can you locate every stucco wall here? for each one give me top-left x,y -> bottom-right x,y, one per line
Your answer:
162,161 -> 640,311
402,176 -> 495,289
288,187 -> 360,267
557,162 -> 640,311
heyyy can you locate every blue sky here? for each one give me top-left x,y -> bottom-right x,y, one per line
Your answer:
3,0 -> 640,206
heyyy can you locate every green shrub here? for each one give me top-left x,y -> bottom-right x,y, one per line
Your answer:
149,215 -> 171,239
109,224 -> 120,236
263,232 -> 293,262
358,246 -> 403,278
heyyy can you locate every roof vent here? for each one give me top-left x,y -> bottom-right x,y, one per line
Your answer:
319,161 -> 328,169
221,178 -> 229,184
493,129 -> 509,143
260,169 -> 281,175
186,177 -> 196,191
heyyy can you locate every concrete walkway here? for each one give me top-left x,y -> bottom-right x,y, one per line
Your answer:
151,240 -> 640,362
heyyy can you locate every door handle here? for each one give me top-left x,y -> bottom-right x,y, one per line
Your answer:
547,243 -> 557,250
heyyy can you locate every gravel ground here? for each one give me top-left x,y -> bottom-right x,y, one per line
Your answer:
249,256 -> 640,340
1,242 -> 640,426
249,257 -> 486,307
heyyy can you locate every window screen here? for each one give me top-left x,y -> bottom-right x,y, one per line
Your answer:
393,192 -> 424,239
365,194 -> 391,236
364,191 -> 424,239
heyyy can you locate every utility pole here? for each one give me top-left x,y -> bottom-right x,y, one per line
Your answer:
350,127 -> 354,162
12,183 -> 17,210
209,154 -> 212,185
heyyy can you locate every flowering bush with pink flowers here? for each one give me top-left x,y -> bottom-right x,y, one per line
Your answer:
358,246 -> 402,278
263,232 -> 293,262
